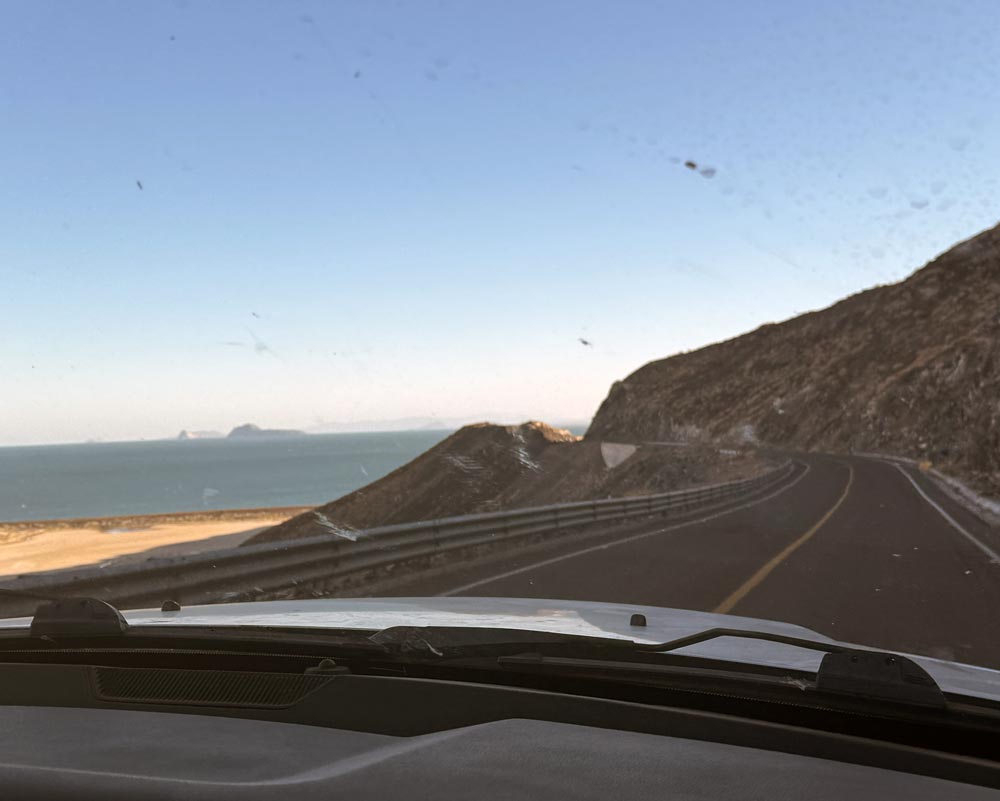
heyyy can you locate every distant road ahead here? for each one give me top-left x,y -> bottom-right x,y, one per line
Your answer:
390,454 -> 1000,669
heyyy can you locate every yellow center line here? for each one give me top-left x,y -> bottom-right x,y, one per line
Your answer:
713,462 -> 854,615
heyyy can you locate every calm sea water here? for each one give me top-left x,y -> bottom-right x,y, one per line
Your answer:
1,426 -> 589,522
0,431 -> 456,522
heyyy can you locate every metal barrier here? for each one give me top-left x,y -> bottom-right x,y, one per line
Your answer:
0,460 -> 795,618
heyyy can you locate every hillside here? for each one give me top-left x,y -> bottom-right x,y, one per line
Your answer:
248,421 -> 763,544
587,222 -> 1000,494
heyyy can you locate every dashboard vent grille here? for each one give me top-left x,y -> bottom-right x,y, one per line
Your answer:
92,667 -> 332,708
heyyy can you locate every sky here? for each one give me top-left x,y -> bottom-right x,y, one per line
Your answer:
2,0 -> 999,445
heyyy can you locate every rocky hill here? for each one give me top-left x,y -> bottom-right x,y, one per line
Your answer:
587,222 -> 1000,494
247,422 -> 762,544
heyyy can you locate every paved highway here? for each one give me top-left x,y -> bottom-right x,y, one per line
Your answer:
388,454 -> 1000,669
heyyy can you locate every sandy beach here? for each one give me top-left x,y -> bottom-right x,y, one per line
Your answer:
0,507 -> 309,578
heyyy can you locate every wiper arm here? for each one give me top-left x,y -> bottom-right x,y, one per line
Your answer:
371,625 -> 946,708
637,628 -> 946,707
636,627 -> 944,708
635,626 -> 846,655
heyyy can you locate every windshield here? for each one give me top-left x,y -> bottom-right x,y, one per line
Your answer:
3,0 -> 1000,674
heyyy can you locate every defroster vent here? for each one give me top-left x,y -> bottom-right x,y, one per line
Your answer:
92,667 -> 333,708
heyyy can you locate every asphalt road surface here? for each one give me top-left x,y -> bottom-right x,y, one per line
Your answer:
389,454 -> 1000,669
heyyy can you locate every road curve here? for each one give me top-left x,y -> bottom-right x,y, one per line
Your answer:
388,454 -> 1000,669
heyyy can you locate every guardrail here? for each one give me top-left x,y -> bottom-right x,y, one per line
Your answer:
0,460 -> 795,618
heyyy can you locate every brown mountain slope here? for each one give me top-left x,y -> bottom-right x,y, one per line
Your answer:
249,422 -> 578,543
587,222 -> 1000,494
248,422 -> 764,544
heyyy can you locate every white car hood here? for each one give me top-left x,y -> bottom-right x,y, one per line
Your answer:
4,595 -> 1000,703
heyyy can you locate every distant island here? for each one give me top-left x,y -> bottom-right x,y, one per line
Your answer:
226,423 -> 307,439
176,424 -> 307,440
176,430 -> 224,440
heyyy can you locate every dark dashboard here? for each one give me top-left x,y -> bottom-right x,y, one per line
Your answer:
0,661 -> 998,799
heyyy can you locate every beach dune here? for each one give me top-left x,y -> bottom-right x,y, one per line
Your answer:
0,507 -> 307,578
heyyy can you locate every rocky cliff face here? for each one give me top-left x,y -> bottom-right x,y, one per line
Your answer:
249,422 -> 577,542
247,421 -> 763,544
587,222 -> 1000,494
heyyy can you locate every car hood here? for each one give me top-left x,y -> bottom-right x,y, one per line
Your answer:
4,595 -> 1000,703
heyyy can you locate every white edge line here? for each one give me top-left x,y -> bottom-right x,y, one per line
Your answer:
891,463 -> 1000,565
441,461 -> 812,596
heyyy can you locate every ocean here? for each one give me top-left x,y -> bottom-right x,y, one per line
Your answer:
0,431 -> 455,522
0,426 -> 589,522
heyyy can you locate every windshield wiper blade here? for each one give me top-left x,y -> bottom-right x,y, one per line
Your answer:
370,625 -> 946,708
635,626 -> 847,655
369,625 -> 632,658
637,627 -> 945,708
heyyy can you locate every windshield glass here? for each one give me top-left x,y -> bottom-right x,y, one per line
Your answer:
3,0 -> 1000,673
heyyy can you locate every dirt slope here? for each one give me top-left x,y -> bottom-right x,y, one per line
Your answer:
248,422 -> 763,544
587,222 -> 1000,494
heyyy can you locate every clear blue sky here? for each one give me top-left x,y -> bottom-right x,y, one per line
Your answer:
2,0 -> 998,445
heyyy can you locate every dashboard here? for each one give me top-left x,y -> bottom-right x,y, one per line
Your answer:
0,661 -> 997,799
4,705 -> 998,800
